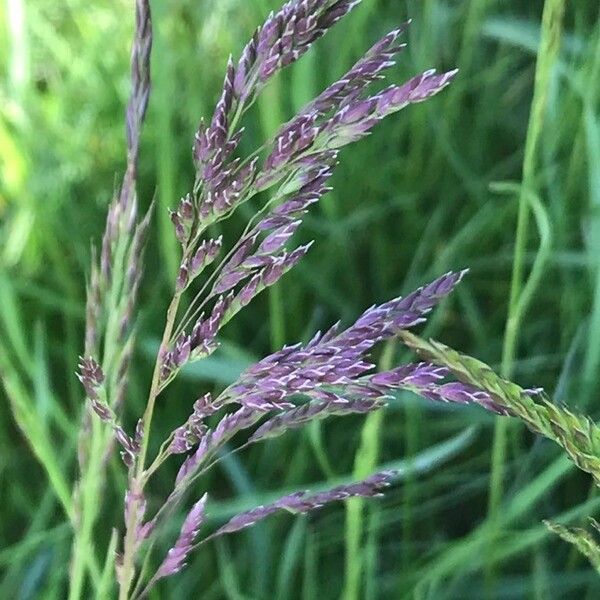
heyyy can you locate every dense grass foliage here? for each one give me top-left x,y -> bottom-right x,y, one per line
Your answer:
1,0 -> 600,597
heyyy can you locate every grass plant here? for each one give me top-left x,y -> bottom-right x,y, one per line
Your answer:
1,0 -> 600,598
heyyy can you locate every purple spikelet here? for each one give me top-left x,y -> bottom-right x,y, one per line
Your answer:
368,362 -> 448,388
169,393 -> 214,454
77,356 -> 105,400
155,494 -> 208,579
341,270 -> 468,340
175,408 -> 263,484
362,361 -> 510,414
190,1 -> 366,224
422,382 -> 513,416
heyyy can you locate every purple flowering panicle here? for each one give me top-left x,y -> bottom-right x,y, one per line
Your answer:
154,10 -> 457,391
164,4 -> 455,345
76,2 -> 523,598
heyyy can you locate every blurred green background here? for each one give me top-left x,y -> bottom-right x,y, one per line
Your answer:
1,0 -> 600,597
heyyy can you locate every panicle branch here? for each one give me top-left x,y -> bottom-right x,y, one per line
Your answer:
209,470 -> 396,539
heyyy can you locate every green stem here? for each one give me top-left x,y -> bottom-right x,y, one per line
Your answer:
68,419 -> 106,600
138,292 -> 182,474
97,530 -> 119,599
257,66 -> 285,352
118,290 -> 182,600
269,284 -> 286,351
487,0 -> 565,586
343,341 -> 395,600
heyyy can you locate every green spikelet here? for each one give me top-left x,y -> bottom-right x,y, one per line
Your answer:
400,331 -> 600,486
544,520 -> 600,574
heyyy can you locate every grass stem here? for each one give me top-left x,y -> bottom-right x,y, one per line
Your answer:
488,0 -> 565,585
